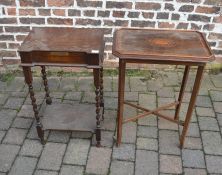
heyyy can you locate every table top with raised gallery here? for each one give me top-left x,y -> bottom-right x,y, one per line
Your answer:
19,27 -> 105,68
112,28 -> 215,148
113,28 -> 214,65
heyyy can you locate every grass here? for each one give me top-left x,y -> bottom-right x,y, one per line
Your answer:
0,71 -> 16,82
209,63 -> 222,75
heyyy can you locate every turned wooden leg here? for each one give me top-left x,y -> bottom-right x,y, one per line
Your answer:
180,65 -> 205,148
23,67 -> 45,145
117,60 -> 126,147
93,68 -> 101,147
100,67 -> 105,121
174,65 -> 190,120
41,66 -> 52,105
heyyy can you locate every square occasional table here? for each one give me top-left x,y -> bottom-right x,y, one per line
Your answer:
113,28 -> 215,148
19,28 -> 105,146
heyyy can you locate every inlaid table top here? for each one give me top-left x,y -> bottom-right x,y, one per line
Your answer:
113,28 -> 215,64
19,27 -> 104,53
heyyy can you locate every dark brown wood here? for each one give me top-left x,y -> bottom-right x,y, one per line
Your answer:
123,101 -> 183,125
174,66 -> 190,120
113,28 -> 215,148
113,28 -> 214,64
180,66 -> 205,148
19,28 -> 104,145
41,66 -> 52,105
117,60 -> 126,146
19,28 -> 104,68
100,67 -> 105,121
23,66 -> 45,144
93,68 -> 101,147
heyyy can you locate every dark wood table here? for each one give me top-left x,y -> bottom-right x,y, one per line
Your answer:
19,28 -> 105,146
113,28 -> 215,148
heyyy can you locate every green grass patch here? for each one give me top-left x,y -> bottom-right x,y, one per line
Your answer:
209,63 -> 222,75
0,71 -> 16,82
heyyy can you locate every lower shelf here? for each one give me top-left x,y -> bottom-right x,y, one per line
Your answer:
41,103 -> 96,133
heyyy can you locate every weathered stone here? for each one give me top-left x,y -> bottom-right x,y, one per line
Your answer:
137,126 -> 158,138
82,91 -> 95,103
48,131 -> 70,143
135,150 -> 158,175
199,117 -> 219,131
202,131 -> 222,155
60,165 -> 84,175
138,114 -> 157,126
184,137 -> 202,149
64,139 -> 90,165
158,110 -> 178,130
4,97 -> 24,110
163,72 -> 180,86
182,149 -> 205,168
7,77 -> 25,92
12,117 -> 33,129
139,93 -> 156,110
0,144 -> 20,172
157,97 -> 175,107
0,94 -> 8,105
184,168 -> 207,175
209,90 -> 222,101
179,103 -> 197,122
60,77 -> 77,91
71,131 -> 92,139
110,160 -> 134,175
137,137 -> 158,151
86,147 -> 112,175
206,155 -> 222,174
113,144 -> 135,161
92,131 -> 114,147
47,77 -> 60,91
0,130 -> 6,142
9,156 -> 37,175
3,128 -> 27,145
103,76 -> 112,91
217,113 -> 222,126
122,122 -> 137,143
64,92 -> 81,101
160,155 -> 182,174
196,96 -> 212,107
130,77 -> 147,91
159,130 -> 180,155
210,73 -> 222,88
20,139 -> 43,157
175,91 -> 191,103
50,92 -> 64,99
180,122 -> 200,137
27,123 -> 49,140
34,170 -> 58,175
113,76 -> 130,91
77,77 -> 94,91
24,92 -> 44,105
38,142 -> 66,171
104,97 -> 118,110
157,87 -> 174,97
213,102 -> 222,113
196,107 -> 215,117
0,109 -> 17,130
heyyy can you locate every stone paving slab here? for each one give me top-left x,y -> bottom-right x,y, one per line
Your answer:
0,71 -> 221,175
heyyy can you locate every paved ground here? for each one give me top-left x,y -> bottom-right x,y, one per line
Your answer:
0,70 -> 222,175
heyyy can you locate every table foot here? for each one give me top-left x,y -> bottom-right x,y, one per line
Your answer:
46,97 -> 52,105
